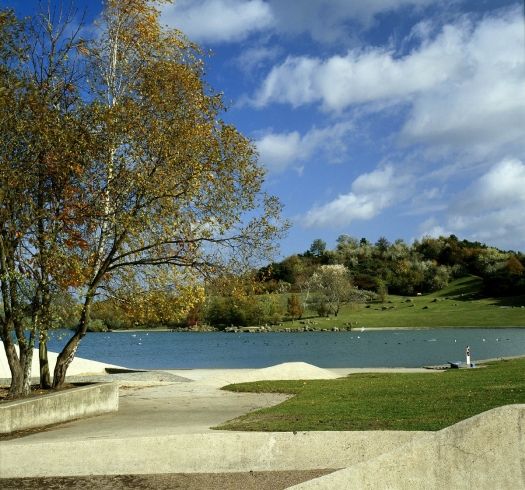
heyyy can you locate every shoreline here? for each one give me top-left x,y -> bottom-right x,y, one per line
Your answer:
106,325 -> 525,333
150,353 -> 525,372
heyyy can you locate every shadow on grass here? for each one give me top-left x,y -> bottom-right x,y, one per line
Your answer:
487,295 -> 525,307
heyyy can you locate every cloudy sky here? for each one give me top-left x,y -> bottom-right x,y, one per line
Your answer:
6,0 -> 525,256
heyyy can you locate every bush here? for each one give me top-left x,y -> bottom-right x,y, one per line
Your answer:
86,319 -> 108,332
314,301 -> 330,317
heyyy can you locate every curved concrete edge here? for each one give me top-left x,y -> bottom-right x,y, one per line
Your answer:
0,431 -> 421,478
287,404 -> 525,489
0,382 -> 119,434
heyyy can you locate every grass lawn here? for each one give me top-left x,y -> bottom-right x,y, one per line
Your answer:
217,357 -> 525,432
279,276 -> 525,329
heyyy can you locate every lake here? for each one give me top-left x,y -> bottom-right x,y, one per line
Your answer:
46,328 -> 525,369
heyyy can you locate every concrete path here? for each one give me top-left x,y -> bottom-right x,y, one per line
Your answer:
12,372 -> 291,441
289,404 -> 525,489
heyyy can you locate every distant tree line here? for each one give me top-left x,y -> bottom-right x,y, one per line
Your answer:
259,234 -> 525,298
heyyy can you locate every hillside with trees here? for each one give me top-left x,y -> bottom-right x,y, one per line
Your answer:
261,234 -> 524,298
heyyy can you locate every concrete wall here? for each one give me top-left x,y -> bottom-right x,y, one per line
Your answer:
289,404 -> 525,489
0,383 -> 118,434
0,431 -> 420,478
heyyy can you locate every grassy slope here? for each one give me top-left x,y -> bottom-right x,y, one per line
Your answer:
217,357 -> 525,432
280,276 -> 525,329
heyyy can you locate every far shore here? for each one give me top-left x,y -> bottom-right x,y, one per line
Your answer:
105,325 -> 525,333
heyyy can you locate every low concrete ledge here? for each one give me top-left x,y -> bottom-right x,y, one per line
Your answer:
0,382 -> 118,434
0,431 -> 420,478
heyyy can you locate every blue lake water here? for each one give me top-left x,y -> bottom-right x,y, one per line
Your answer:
46,328 -> 525,369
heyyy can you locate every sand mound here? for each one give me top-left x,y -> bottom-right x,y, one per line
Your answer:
248,362 -> 339,381
0,342 -> 125,379
204,362 -> 340,387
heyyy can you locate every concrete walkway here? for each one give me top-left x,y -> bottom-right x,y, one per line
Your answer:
289,404 -> 525,489
8,370 -> 291,440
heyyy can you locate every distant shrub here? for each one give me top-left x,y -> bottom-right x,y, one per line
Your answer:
86,319 -> 107,332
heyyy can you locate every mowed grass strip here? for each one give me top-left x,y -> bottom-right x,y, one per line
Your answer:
217,358 -> 525,432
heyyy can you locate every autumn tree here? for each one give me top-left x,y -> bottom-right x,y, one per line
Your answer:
28,5 -> 92,389
0,9 -> 34,397
204,272 -> 282,328
376,279 -> 388,303
0,7 -> 91,395
483,254 -> 525,296
287,294 -> 303,323
49,0 -> 285,387
0,1 -> 285,396
308,238 -> 327,258
0,4 -> 94,397
98,269 -> 206,328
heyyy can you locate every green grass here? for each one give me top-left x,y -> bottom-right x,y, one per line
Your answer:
217,357 -> 525,432
280,276 -> 525,329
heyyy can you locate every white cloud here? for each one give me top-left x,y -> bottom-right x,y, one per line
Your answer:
302,165 -> 410,227
267,0 -> 438,42
252,7 -> 525,163
160,0 -> 274,44
421,159 -> 525,249
401,8 -> 525,155
456,159 -> 525,213
251,20 -> 467,111
419,219 -> 451,239
161,0 -> 441,45
255,121 -> 354,173
404,187 -> 447,216
256,131 -> 302,173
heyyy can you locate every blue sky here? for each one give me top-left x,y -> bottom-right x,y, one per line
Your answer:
5,0 -> 525,257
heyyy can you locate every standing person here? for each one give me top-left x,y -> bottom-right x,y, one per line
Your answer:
466,346 -> 471,367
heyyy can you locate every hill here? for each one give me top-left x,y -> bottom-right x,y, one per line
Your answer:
279,276 -> 525,330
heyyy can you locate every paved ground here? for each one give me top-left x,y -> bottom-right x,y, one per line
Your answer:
3,370 -> 291,442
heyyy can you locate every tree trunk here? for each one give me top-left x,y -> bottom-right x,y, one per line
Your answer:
39,334 -> 52,389
8,364 -> 24,398
38,294 -> 52,388
2,334 -> 31,398
4,340 -> 23,398
22,334 -> 34,395
52,331 -> 82,389
52,292 -> 94,389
